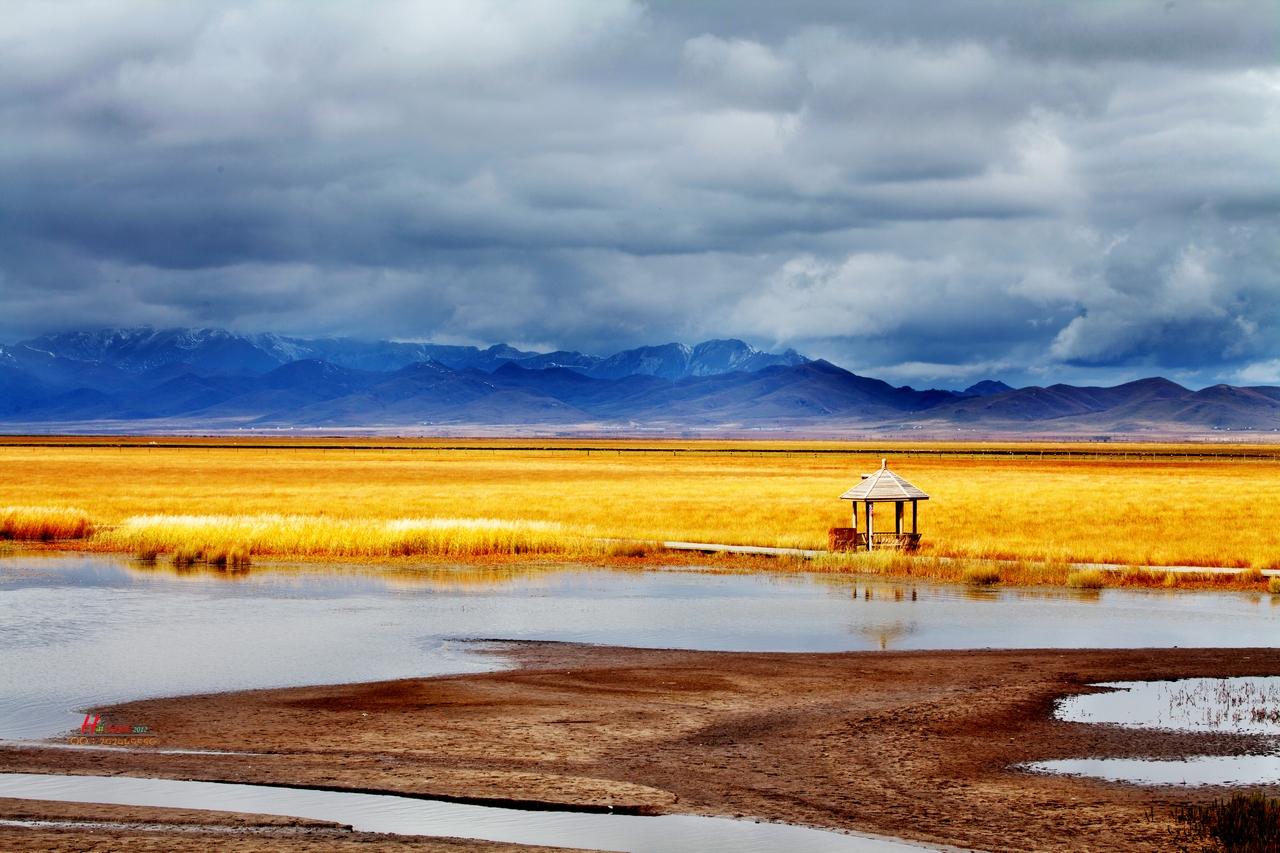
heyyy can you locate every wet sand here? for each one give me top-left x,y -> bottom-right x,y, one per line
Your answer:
5,644 -> 1280,852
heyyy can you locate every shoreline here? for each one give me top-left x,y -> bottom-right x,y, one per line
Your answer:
6,644 -> 1280,852
4,545 -> 1275,593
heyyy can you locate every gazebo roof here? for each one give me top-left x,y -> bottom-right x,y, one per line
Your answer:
839,460 -> 929,502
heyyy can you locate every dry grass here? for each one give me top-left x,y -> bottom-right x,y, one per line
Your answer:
98,514 -> 598,559
1,440 -> 1278,582
0,506 -> 92,540
961,564 -> 1002,586
1175,791 -> 1280,852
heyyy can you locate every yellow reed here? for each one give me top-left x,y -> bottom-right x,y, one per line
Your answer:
0,506 -> 92,540
98,514 -> 598,558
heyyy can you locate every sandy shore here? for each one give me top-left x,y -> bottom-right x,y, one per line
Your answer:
5,644 -> 1280,852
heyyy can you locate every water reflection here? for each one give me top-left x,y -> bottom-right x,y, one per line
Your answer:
856,620 -> 918,650
117,556 -> 592,593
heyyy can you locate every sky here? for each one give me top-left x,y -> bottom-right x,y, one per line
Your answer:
0,1 -> 1277,389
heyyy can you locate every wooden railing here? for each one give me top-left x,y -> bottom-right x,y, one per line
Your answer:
870,532 -> 920,550
828,528 -> 921,552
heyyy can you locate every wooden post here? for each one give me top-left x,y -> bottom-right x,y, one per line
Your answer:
912,500 -> 918,534
867,502 -> 874,551
895,501 -> 904,535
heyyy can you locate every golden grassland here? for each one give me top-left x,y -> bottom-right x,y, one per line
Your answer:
1,439 -> 1278,588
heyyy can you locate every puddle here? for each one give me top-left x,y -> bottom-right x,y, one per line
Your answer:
1026,756 -> 1280,787
0,774 -> 937,853
1034,677 -> 1280,786
1057,678 -> 1280,735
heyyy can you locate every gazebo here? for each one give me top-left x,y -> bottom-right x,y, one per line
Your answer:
829,459 -> 929,552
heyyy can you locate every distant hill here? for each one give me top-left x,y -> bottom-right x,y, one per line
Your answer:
915,378 -> 1280,432
963,380 -> 1014,397
3,327 -> 1280,433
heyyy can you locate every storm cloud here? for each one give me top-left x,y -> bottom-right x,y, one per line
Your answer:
0,0 -> 1276,388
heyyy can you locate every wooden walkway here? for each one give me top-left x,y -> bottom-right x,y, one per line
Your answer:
655,540 -> 1275,576
662,541 -> 826,559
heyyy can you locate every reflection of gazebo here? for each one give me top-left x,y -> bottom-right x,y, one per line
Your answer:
829,459 -> 929,552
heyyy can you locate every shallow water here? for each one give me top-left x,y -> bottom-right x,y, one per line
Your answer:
0,774 -> 933,853
1027,756 -> 1280,787
1056,678 -> 1280,735
5,552 -> 1280,740
1033,677 -> 1280,787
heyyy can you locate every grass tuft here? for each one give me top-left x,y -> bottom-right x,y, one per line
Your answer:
1119,566 -> 1158,585
0,506 -> 92,540
961,564 -> 1001,586
1239,566 -> 1264,584
1176,791 -> 1280,853
1269,576 -> 1280,595
605,540 -> 665,558
1066,568 -> 1108,589
205,545 -> 251,570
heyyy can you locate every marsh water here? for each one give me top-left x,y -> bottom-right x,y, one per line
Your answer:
6,552 -> 1280,741
1056,678 -> 1280,735
9,553 -> 1280,846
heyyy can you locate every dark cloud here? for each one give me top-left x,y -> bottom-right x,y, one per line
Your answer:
0,0 -> 1276,389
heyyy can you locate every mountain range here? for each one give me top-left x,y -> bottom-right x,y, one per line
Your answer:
1,327 -> 1278,435
16,327 -> 809,380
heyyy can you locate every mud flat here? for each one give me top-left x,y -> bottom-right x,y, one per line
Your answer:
5,644 -> 1280,852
